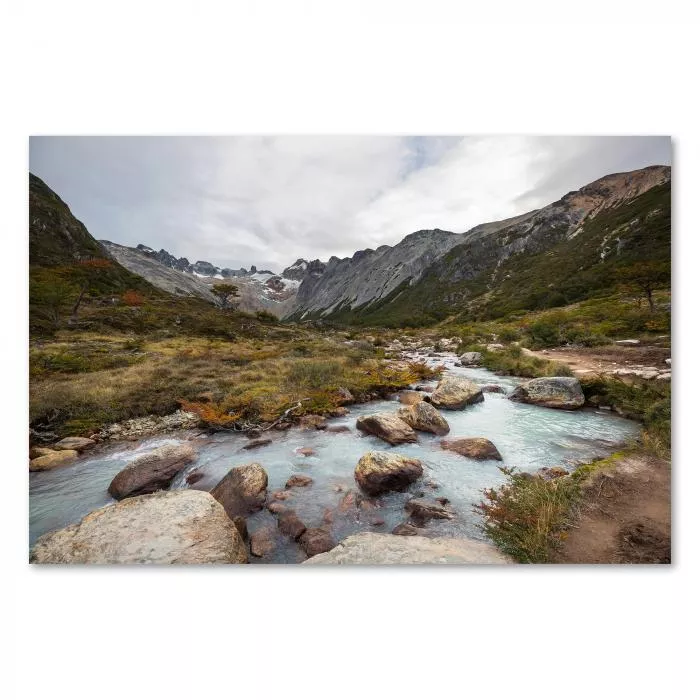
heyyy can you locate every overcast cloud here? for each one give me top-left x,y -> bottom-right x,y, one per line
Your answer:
29,135 -> 671,272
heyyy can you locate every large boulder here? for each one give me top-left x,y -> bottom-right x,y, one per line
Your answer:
29,449 -> 79,472
108,443 -> 196,499
303,532 -> 512,564
508,377 -> 585,410
397,402 -> 450,436
210,463 -> 268,520
53,437 -> 96,452
356,412 -> 417,445
30,490 -> 248,564
440,437 -> 503,460
430,376 -> 484,410
459,352 -> 483,367
354,451 -> 423,497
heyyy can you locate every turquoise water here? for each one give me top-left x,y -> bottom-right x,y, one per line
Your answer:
28,356 -> 640,562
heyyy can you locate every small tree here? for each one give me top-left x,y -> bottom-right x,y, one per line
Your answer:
211,283 -> 240,309
122,290 -> 146,307
619,261 -> 670,311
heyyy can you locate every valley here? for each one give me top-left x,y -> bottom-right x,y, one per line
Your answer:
27,164 -> 672,565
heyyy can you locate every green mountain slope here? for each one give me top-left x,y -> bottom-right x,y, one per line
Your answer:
320,174 -> 670,328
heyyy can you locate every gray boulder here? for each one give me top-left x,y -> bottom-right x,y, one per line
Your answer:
356,412 -> 417,445
53,437 -> 96,452
459,351 -> 483,366
430,376 -> 484,410
108,443 -> 196,499
397,401 -> 450,436
30,490 -> 248,564
303,532 -> 512,564
210,463 -> 268,520
354,451 -> 423,496
509,377 -> 585,410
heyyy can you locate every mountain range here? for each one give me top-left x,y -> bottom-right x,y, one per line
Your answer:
29,165 -> 671,324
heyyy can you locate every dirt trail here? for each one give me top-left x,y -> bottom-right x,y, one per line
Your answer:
553,452 -> 671,564
527,344 -> 671,377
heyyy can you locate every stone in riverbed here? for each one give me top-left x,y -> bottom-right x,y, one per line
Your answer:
277,510 -> 307,540
298,414 -> 328,430
302,532 -> 512,564
29,446 -> 55,460
185,469 -> 205,485
250,526 -> 277,557
430,376 -> 484,410
398,390 -> 425,405
295,447 -> 315,456
30,490 -> 248,564
210,462 -> 268,520
326,425 -> 351,433
356,412 -> 417,445
534,466 -> 569,481
397,401 -> 450,436
508,377 -> 585,410
392,522 -> 419,536
405,497 -> 455,522
286,474 -> 313,488
29,449 -> 79,471
440,437 -> 503,461
53,436 -> 96,452
354,451 -> 423,497
267,501 -> 287,515
243,438 -> 273,450
299,528 -> 335,557
108,443 -> 196,499
459,351 -> 483,367
482,384 -> 505,394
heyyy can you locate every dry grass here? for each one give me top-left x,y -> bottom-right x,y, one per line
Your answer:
29,333 -> 441,438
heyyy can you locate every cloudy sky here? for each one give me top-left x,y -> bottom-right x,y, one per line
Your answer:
29,135 -> 671,272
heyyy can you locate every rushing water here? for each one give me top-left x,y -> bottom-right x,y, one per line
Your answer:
28,355 -> 640,561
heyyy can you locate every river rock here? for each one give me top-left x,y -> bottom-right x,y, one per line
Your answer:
459,351 -> 483,367
29,446 -> 55,459
210,462 -> 268,520
185,469 -> 204,485
482,384 -> 505,393
392,522 -> 419,536
243,438 -> 272,450
508,377 -> 585,409
108,443 -> 196,500
430,376 -> 484,410
277,510 -> 307,540
354,451 -> 423,496
286,474 -> 313,488
303,532 -> 512,564
299,528 -> 335,557
440,437 -> 503,460
397,401 -> 450,436
356,412 -> 417,445
295,447 -> 315,456
30,490 -> 248,564
250,526 -> 277,557
267,501 -> 287,514
326,425 -> 351,433
405,497 -> 455,521
398,390 -> 425,405
53,436 -> 96,452
335,387 -> 355,405
299,414 -> 328,430
29,449 -> 79,471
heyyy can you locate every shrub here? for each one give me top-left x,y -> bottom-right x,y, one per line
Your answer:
122,290 -> 146,306
475,467 -> 581,563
